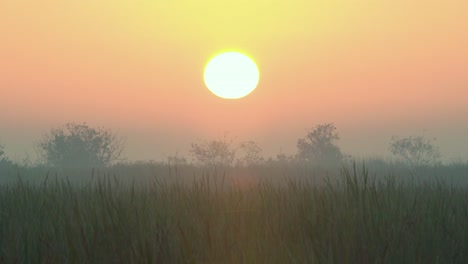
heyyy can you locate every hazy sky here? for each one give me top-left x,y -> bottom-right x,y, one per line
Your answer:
1,0 -> 468,163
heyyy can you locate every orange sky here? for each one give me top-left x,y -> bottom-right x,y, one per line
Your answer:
1,0 -> 468,162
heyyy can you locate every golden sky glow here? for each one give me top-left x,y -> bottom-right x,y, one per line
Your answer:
1,0 -> 468,161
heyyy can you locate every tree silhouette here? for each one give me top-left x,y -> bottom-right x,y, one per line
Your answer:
237,140 -> 264,166
0,144 -> 13,168
389,135 -> 441,165
38,123 -> 125,168
296,123 -> 343,165
0,144 -> 5,161
190,135 -> 236,167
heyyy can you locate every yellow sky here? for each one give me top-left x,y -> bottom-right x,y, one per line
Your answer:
1,0 -> 468,161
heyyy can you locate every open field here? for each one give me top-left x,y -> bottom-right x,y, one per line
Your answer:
0,162 -> 467,263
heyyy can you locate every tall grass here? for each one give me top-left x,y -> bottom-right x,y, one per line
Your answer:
0,163 -> 467,263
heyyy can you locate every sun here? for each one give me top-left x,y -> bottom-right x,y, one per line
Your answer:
204,51 -> 259,99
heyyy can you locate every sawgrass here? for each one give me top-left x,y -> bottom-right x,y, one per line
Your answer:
0,163 -> 467,263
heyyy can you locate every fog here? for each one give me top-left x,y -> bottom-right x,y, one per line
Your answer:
2,120 -> 468,165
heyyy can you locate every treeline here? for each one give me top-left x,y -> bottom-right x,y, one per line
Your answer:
0,122 -> 450,170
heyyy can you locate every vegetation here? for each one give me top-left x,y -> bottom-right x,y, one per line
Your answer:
1,123 -> 466,262
389,135 -> 441,166
296,123 -> 344,166
0,144 -> 13,169
0,144 -> 7,163
237,140 -> 264,166
37,123 -> 125,168
0,162 -> 467,263
189,135 -> 265,167
189,135 -> 237,167
0,144 -> 4,160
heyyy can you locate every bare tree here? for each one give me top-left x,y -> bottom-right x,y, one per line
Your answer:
190,135 -> 236,167
389,135 -> 441,165
38,123 -> 125,168
297,123 -> 343,165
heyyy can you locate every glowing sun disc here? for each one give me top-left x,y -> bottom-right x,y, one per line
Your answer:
204,52 -> 259,99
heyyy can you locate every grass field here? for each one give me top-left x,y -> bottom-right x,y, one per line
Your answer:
0,162 -> 467,263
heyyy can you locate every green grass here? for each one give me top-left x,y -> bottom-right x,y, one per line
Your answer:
0,164 -> 467,263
